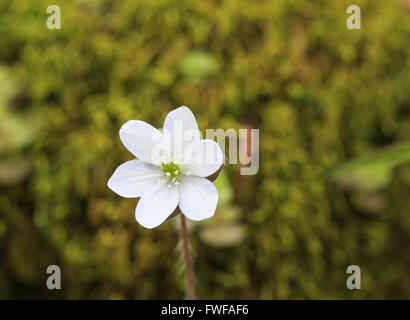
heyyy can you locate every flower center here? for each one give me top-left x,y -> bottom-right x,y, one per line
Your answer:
161,162 -> 181,179
158,162 -> 182,187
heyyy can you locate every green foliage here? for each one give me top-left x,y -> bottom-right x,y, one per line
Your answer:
0,0 -> 410,299
179,51 -> 219,80
332,143 -> 410,192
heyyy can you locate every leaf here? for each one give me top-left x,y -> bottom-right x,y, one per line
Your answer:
199,224 -> 246,247
0,159 -> 31,185
213,169 -> 233,206
179,51 -> 218,80
331,143 -> 410,192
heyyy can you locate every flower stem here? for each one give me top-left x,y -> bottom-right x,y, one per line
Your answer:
179,214 -> 196,300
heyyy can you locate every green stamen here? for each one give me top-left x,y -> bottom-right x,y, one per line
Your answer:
161,162 -> 181,179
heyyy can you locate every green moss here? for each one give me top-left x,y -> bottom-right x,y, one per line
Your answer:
0,0 -> 409,299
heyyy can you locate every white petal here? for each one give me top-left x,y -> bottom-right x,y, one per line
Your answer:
182,139 -> 224,177
119,120 -> 164,164
107,160 -> 160,198
135,182 -> 179,229
163,106 -> 200,159
178,175 -> 218,221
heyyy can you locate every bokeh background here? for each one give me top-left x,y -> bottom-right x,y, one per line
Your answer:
1,0 -> 410,299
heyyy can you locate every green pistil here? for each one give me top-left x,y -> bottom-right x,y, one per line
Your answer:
161,162 -> 181,179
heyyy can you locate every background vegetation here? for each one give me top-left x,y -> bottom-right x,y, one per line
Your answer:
0,0 -> 409,299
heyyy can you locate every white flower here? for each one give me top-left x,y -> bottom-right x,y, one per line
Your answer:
108,106 -> 224,229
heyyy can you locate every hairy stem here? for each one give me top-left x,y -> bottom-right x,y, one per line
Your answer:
180,214 -> 196,300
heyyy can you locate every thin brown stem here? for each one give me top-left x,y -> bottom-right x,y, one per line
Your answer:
179,214 -> 196,300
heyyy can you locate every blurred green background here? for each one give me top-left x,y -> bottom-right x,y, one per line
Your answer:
1,0 -> 410,299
